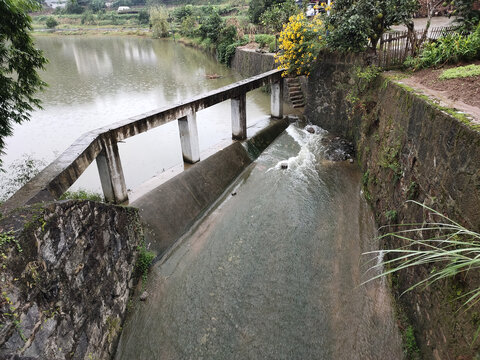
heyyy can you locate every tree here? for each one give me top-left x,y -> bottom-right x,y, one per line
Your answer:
65,0 -> 83,13
150,6 -> 169,38
0,0 -> 47,168
198,8 -> 223,44
248,0 -> 288,24
326,0 -> 419,52
451,0 -> 480,32
260,0 -> 299,33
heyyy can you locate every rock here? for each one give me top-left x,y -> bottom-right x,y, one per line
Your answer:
140,291 -> 149,301
321,135 -> 355,161
349,158 -> 354,163
305,126 -> 315,134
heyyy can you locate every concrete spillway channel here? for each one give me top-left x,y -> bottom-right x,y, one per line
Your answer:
115,119 -> 403,360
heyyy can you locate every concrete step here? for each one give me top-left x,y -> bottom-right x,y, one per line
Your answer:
289,90 -> 303,96
290,95 -> 304,101
293,103 -> 305,108
288,86 -> 301,91
292,100 -> 305,105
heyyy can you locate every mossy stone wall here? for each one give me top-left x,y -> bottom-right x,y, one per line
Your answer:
305,51 -> 480,359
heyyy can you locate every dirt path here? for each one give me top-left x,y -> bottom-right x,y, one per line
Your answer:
387,64 -> 480,125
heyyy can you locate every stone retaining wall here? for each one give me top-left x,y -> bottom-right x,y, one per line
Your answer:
0,201 -> 142,360
304,51 -> 480,359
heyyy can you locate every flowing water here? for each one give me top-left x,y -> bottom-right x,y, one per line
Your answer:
115,123 -> 403,360
2,36 -> 279,195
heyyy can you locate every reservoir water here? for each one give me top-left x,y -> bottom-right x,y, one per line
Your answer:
115,123 -> 403,359
1,36 -> 281,197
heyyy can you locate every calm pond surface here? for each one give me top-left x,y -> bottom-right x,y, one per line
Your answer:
2,36 -> 280,196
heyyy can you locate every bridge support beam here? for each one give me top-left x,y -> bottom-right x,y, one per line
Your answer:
231,94 -> 247,140
96,136 -> 128,204
271,80 -> 284,118
178,113 -> 200,164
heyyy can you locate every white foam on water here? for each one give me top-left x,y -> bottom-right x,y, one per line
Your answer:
268,124 -> 326,182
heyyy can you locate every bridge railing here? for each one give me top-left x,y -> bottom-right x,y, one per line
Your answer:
1,69 -> 284,214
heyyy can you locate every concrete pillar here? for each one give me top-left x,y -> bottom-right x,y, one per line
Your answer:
271,80 -> 284,118
178,113 -> 200,164
96,136 -> 128,204
231,94 -> 247,140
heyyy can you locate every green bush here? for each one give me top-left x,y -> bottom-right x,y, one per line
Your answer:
65,0 -> 83,14
46,16 -> 59,28
150,6 -> 169,38
198,8 -> 223,43
137,9 -> 149,24
136,244 -> 155,282
179,15 -> 197,36
407,25 -> 480,69
81,10 -> 96,25
255,34 -> 275,48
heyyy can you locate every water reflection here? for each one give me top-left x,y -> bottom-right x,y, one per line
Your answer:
2,36 -> 277,194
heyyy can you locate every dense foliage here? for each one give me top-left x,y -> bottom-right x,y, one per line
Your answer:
150,6 -> 169,38
326,0 -> 419,52
45,16 -> 59,28
0,0 -> 47,168
451,0 -> 480,32
405,23 -> 480,68
249,0 -> 289,24
275,13 -> 325,76
260,0 -> 299,33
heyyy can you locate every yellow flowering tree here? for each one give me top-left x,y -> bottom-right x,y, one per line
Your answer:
275,14 -> 326,77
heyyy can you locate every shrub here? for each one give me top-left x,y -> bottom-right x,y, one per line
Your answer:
275,13 -> 326,77
45,16 -> 59,28
81,10 -> 96,25
150,6 -> 169,38
179,15 -> 197,37
137,9 -> 149,24
172,4 -> 193,21
407,24 -> 480,69
255,33 -> 275,48
65,0 -> 83,14
136,244 -> 155,282
198,8 -> 223,44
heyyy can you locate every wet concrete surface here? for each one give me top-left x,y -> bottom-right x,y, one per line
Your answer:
115,124 -> 403,360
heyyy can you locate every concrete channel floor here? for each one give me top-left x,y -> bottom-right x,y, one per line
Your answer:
115,124 -> 403,360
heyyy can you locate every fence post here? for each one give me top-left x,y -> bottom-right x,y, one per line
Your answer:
96,135 -> 128,204
178,113 -> 200,163
231,94 -> 247,140
271,79 -> 284,118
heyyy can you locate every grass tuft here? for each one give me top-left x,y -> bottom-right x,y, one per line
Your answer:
364,200 -> 480,343
439,64 -> 480,80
